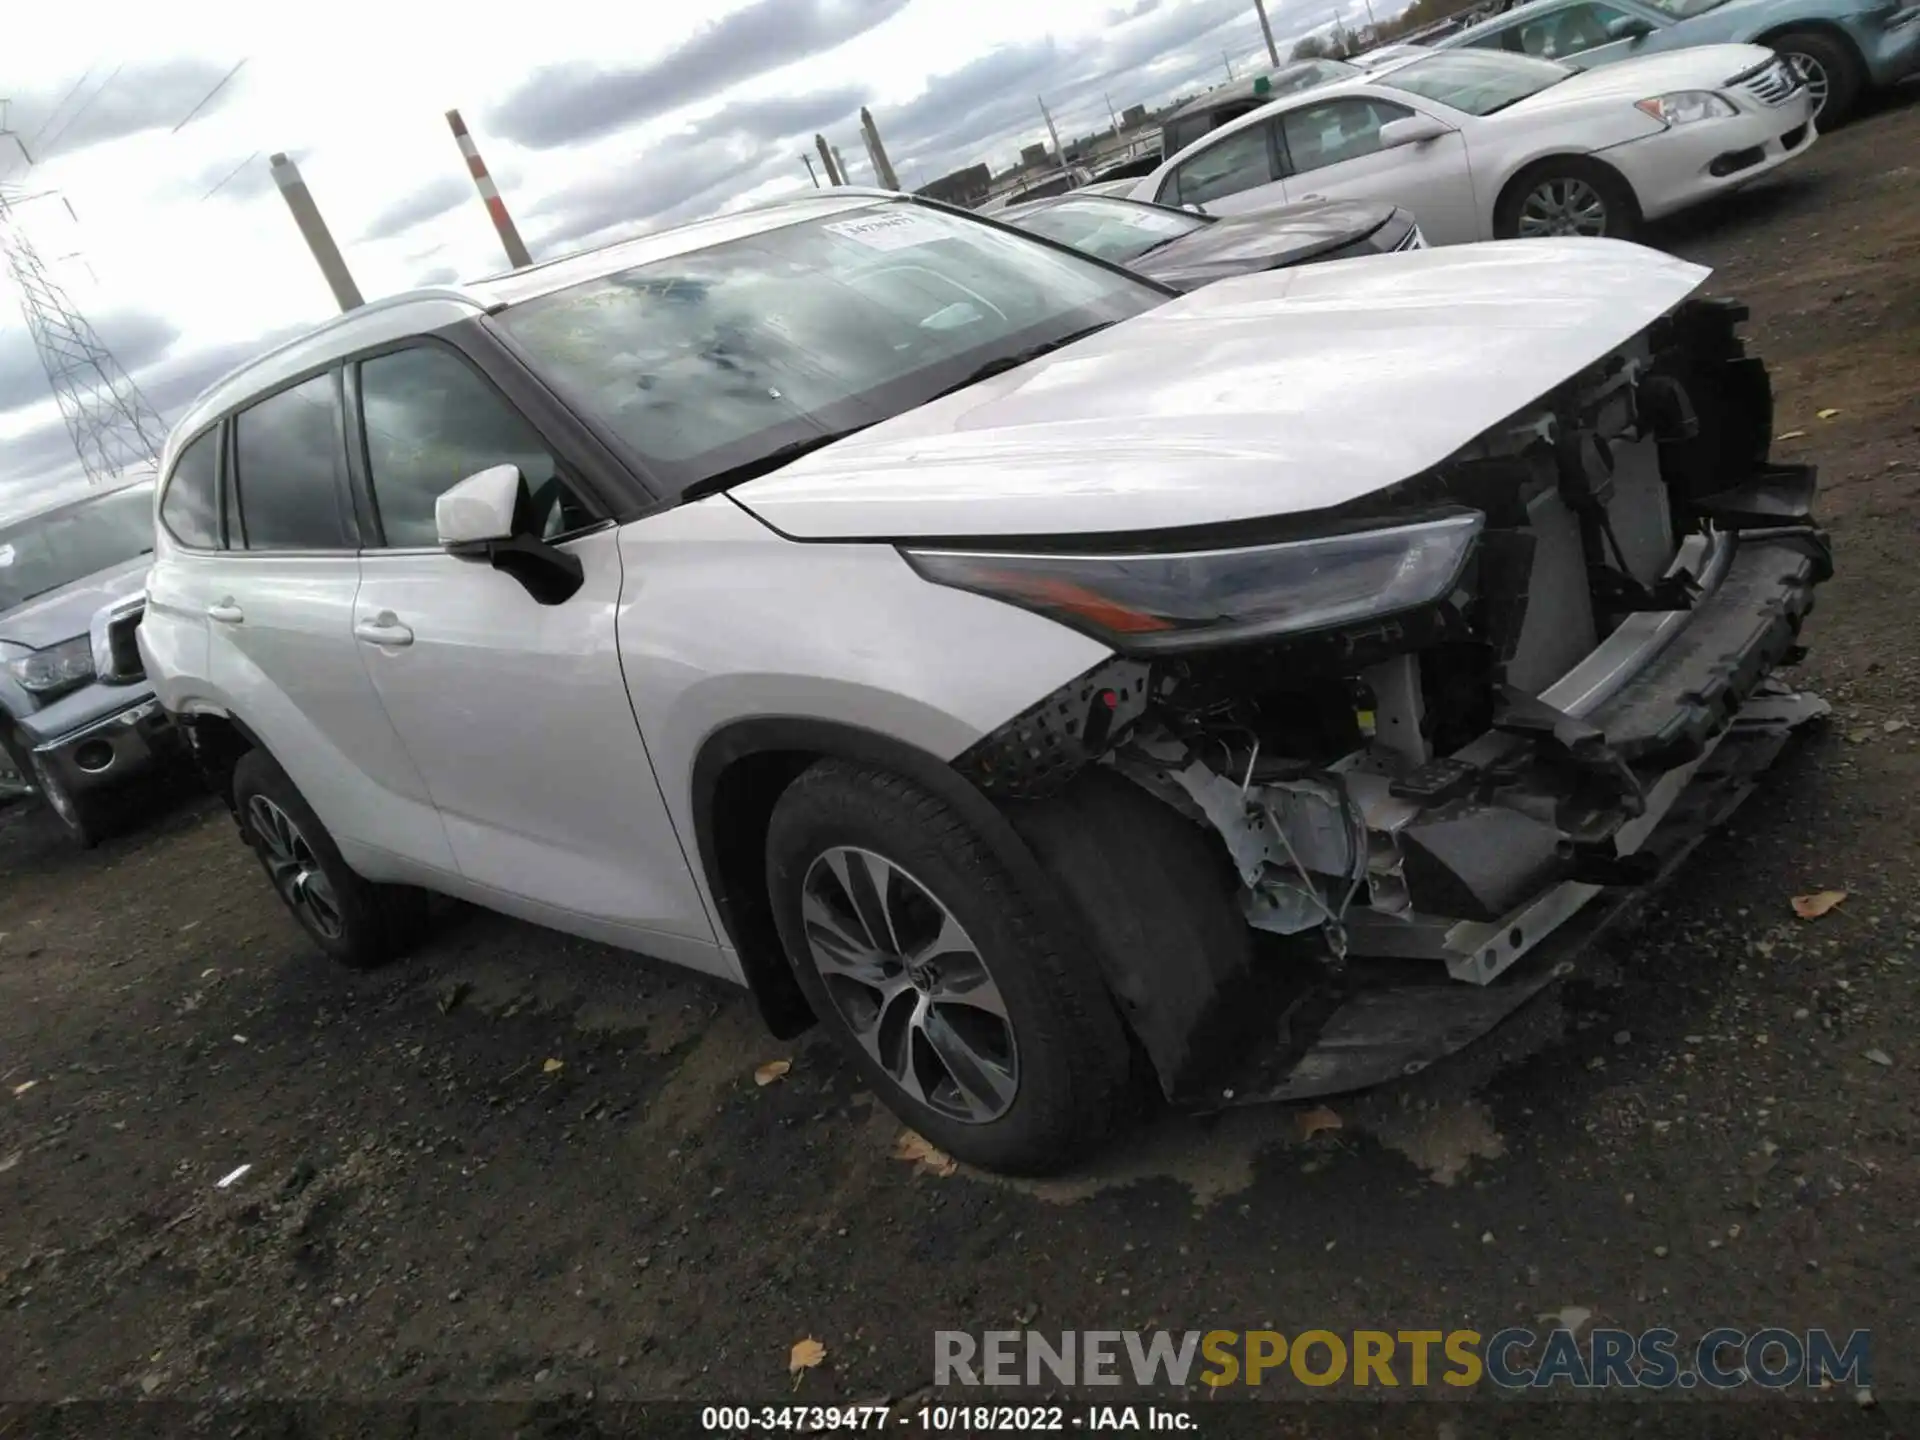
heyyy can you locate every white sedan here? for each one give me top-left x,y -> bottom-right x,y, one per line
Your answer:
1129,44 -> 1816,243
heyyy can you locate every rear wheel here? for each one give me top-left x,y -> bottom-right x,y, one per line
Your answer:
765,760 -> 1132,1174
1495,157 -> 1639,242
1768,30 -> 1863,127
231,749 -> 428,969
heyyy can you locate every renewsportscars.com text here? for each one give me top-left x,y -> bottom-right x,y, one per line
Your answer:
935,1327 -> 1871,1391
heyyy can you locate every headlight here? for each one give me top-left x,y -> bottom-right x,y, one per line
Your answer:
6,635 -> 96,698
1635,91 -> 1738,125
902,512 -> 1483,654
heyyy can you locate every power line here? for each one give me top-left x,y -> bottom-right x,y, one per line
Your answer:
36,63 -> 124,161
173,59 -> 247,134
200,150 -> 259,202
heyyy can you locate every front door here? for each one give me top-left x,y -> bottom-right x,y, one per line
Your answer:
345,342 -> 721,969
1276,96 -> 1483,244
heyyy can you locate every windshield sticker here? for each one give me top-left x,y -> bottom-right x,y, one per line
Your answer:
823,212 -> 949,251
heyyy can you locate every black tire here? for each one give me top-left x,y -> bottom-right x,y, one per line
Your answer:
765,759 -> 1132,1175
1768,29 -> 1863,128
1495,156 -> 1639,242
230,749 -> 429,969
2,729 -> 107,848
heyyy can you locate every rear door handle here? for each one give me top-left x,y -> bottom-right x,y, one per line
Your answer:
207,599 -> 244,624
353,612 -> 414,648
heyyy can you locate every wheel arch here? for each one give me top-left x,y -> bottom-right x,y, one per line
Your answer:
1751,18 -> 1864,66
691,716 -> 1071,1040
175,707 -> 267,814
1492,151 -> 1639,236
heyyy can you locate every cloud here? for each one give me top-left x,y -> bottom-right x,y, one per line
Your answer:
720,87 -> 867,143
489,0 -> 911,149
358,175 -> 472,242
412,264 -> 462,288
178,151 -> 280,205
9,58 -> 245,163
0,310 -> 181,416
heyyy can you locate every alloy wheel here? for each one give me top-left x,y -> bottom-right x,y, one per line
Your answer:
799,846 -> 1019,1124
247,794 -> 345,940
1516,176 -> 1610,238
1783,53 -> 1829,119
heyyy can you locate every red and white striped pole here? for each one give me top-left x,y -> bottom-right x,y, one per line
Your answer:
446,108 -> 533,270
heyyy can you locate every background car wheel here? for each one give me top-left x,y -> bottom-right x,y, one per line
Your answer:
1,730 -> 107,848
1768,30 -> 1862,127
765,760 -> 1132,1175
1496,158 -> 1639,242
230,749 -> 429,970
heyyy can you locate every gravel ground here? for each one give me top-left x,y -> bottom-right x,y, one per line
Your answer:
3,86 -> 1918,1432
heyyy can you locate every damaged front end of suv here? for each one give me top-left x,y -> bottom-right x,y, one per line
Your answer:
909,294 -> 1830,1106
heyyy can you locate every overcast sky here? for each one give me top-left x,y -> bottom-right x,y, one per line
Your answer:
0,0 -> 1379,517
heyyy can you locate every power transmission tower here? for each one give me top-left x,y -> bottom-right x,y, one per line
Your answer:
0,131 -> 166,487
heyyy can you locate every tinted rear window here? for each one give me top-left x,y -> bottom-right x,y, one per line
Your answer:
160,429 -> 221,548
231,374 -> 353,551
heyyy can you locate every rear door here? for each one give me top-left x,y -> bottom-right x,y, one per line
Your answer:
345,340 -> 720,966
212,369 -> 455,876
1154,118 -> 1287,214
1275,95 -> 1482,243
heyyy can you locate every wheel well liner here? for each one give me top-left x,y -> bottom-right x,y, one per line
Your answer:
690,717 -> 1082,1041
1754,20 -> 1863,62
177,710 -> 265,813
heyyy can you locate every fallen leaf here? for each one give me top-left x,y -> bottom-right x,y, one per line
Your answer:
1884,719 -> 1910,735
1776,429 -> 1807,441
0,1152 -> 19,1173
891,1129 -> 958,1176
1844,727 -> 1874,745
1791,890 -> 1848,920
754,1059 -> 793,1087
1295,1104 -> 1343,1140
1864,1048 -> 1892,1067
11,1079 -> 37,1097
1816,408 -> 1840,420
789,1337 -> 827,1385
542,1058 -> 564,1074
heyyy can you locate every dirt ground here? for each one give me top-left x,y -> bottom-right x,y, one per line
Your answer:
4,89 -> 1919,1431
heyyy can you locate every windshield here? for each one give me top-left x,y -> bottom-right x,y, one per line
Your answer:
494,200 -> 1165,496
0,484 -> 154,611
1007,198 -> 1204,263
1377,50 -> 1574,114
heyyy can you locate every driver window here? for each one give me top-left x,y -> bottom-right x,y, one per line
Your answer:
356,346 -> 594,548
1280,98 -> 1414,176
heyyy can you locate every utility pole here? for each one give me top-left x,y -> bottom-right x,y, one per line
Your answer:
832,143 -> 853,184
446,109 -> 532,270
859,106 -> 899,190
801,153 -> 820,187
1254,0 -> 1281,65
269,153 -> 363,313
1223,51 -> 1236,81
1104,90 -> 1120,134
814,133 -> 842,185
1037,96 -> 1063,162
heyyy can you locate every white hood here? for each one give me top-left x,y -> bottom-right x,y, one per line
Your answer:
730,238 -> 1710,541
1512,43 -> 1777,111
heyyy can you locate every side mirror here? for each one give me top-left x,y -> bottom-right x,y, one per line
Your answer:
1604,14 -> 1654,39
1379,114 -> 1452,148
437,464 -> 584,606
1182,201 -> 1209,215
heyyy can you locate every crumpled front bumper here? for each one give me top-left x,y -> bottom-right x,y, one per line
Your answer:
1342,527 -> 1829,983
22,687 -> 180,798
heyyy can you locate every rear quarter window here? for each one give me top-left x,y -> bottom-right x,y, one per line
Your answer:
159,428 -> 221,548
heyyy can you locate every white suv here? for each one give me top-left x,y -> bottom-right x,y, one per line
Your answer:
142,191 -> 1830,1174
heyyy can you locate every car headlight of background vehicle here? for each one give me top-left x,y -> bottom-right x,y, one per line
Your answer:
6,635 -> 96,698
1635,91 -> 1739,125
902,512 -> 1483,654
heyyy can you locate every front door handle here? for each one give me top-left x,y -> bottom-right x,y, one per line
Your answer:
353,611 -> 414,647
207,599 -> 244,624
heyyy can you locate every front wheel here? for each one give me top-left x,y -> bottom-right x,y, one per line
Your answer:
1495,158 -> 1639,242
765,760 -> 1133,1175
230,749 -> 428,969
2,731 -> 107,848
1769,30 -> 1863,127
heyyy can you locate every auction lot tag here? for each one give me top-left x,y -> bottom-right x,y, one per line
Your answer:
823,212 -> 947,251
